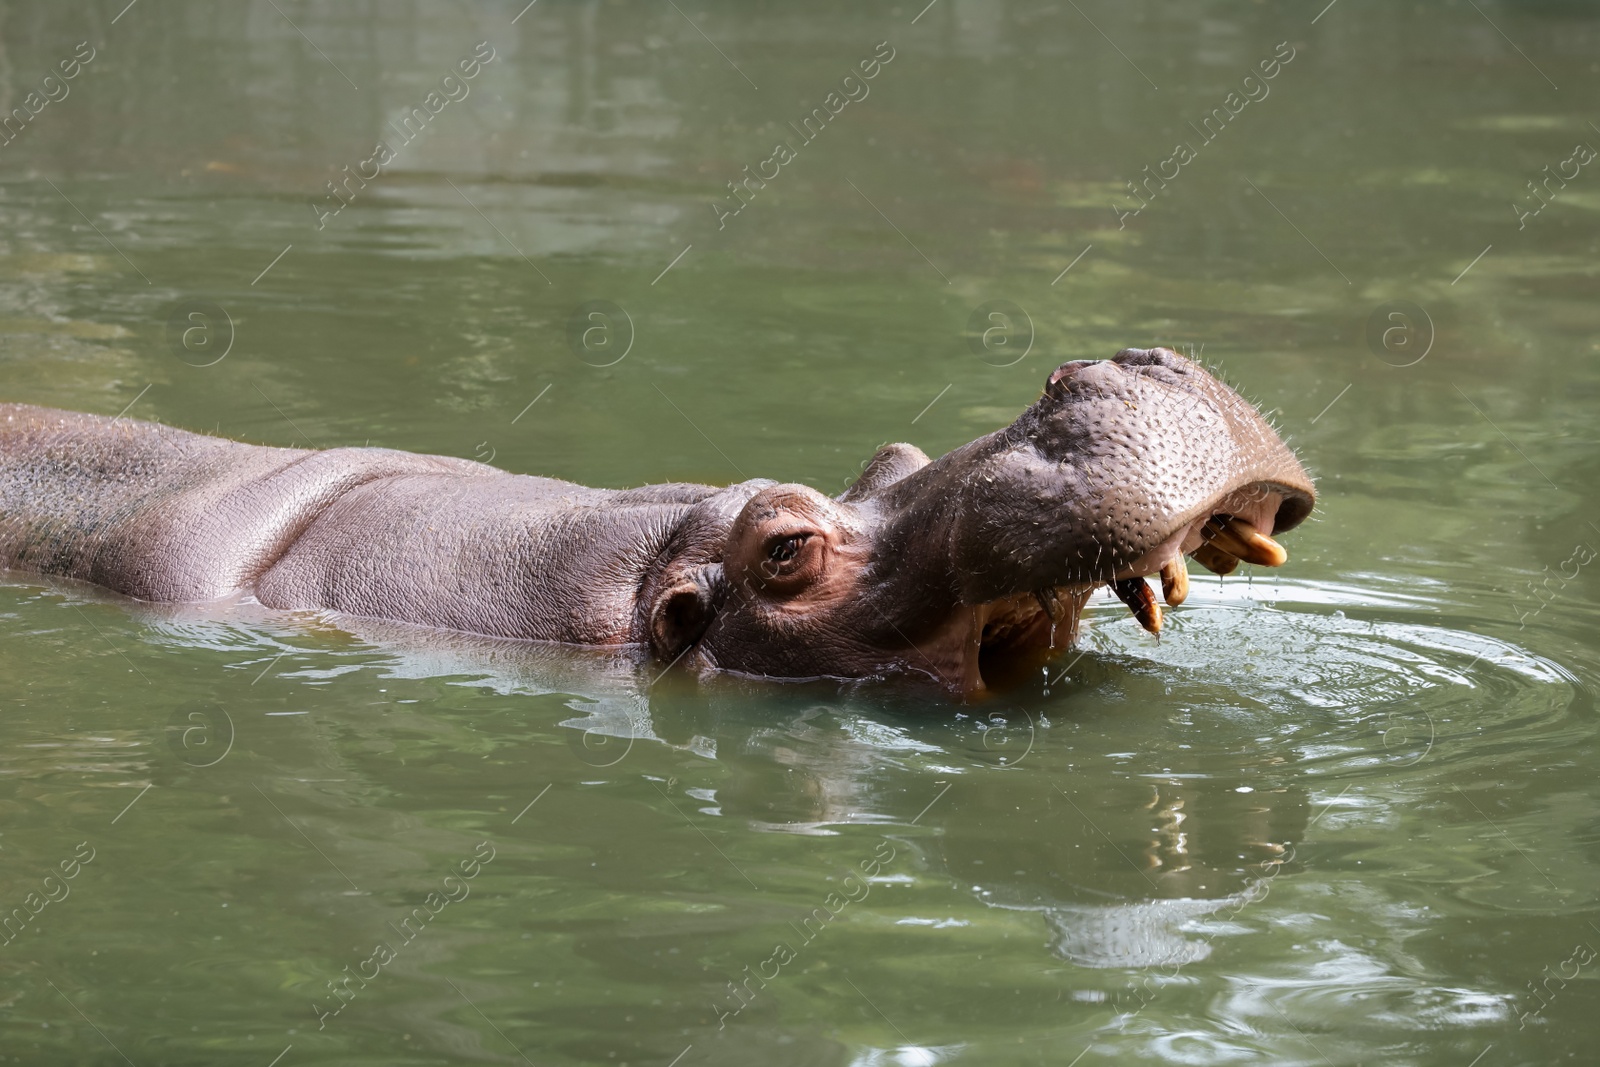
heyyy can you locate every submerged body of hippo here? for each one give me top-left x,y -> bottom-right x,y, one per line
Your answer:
0,348 -> 1313,696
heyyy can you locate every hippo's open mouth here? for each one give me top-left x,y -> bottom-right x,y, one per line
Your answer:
965,481 -> 1311,693
1107,480 -> 1312,630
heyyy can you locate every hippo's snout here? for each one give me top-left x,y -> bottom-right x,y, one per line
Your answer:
775,345 -> 1320,689
1014,346 -> 1315,634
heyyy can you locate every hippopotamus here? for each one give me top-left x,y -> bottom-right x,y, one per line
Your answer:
0,347 -> 1313,696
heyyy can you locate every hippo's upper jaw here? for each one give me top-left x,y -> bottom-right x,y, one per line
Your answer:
664,347 -> 1315,697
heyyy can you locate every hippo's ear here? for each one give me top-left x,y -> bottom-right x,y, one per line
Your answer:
839,443 -> 931,503
648,564 -> 727,662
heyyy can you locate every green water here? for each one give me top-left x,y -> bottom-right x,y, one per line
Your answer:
3,1 -> 1598,1064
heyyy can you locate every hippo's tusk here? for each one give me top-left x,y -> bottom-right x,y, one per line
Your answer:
1160,558 -> 1189,607
1112,576 -> 1162,635
1202,516 -> 1288,567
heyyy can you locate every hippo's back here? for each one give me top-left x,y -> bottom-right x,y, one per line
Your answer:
0,404 -> 493,601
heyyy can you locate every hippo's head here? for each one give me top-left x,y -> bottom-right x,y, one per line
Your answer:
647,347 -> 1314,696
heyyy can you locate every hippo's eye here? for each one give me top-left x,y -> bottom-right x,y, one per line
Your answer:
768,534 -> 807,563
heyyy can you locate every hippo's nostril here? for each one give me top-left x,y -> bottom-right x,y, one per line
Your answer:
1271,491 -> 1315,534
1044,360 -> 1101,398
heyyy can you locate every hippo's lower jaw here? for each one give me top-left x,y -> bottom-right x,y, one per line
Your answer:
1,347 -> 1313,701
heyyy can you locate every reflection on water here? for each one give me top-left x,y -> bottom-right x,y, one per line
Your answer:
3,0 -> 1600,1064
6,569 -> 1582,1041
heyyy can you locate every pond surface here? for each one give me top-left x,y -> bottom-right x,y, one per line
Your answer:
3,1 -> 1599,1064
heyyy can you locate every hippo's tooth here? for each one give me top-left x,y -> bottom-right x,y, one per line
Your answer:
1191,543 -> 1240,576
1203,516 -> 1288,567
1112,576 -> 1162,635
1160,558 -> 1189,607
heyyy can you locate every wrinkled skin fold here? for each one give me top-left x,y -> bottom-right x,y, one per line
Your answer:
0,348 -> 1314,697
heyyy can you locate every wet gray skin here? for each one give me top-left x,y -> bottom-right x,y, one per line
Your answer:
0,346 -> 1312,696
